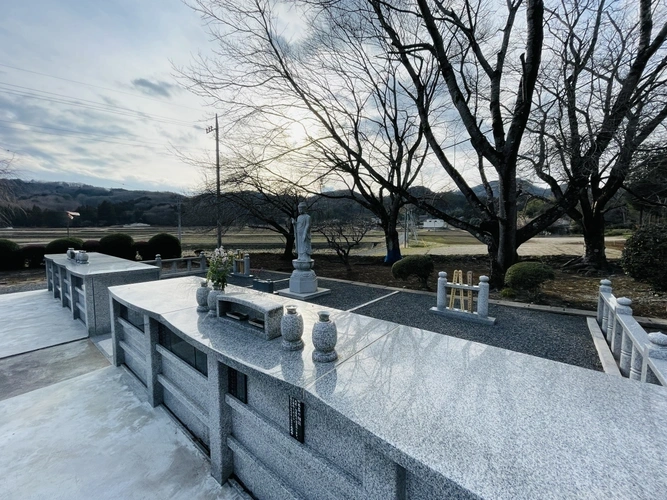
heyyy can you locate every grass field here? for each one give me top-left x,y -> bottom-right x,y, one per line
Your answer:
0,227 -> 477,253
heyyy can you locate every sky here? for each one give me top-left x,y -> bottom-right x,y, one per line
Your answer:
0,0 -> 216,193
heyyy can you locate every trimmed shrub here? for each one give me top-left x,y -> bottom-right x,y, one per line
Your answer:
133,241 -> 151,261
0,239 -> 22,270
148,233 -> 181,259
391,255 -> 434,288
99,233 -> 135,260
45,237 -> 84,255
21,244 -> 47,269
621,224 -> 667,291
504,262 -> 555,293
82,239 -> 101,253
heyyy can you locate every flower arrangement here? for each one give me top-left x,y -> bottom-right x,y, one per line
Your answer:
206,246 -> 234,289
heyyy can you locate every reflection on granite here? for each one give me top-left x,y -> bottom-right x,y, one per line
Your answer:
161,303 -> 399,390
111,276 -> 400,389
109,276 -> 203,315
305,325 -> 667,499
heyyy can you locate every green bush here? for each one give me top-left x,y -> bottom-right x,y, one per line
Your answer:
504,262 -> 555,293
82,240 -> 100,253
45,237 -> 84,255
0,239 -> 22,270
391,255 -> 434,288
99,233 -> 135,260
20,244 -> 46,269
605,228 -> 631,237
621,224 -> 667,291
500,287 -> 516,299
148,233 -> 181,259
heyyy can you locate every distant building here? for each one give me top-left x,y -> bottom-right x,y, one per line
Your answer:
423,218 -> 447,229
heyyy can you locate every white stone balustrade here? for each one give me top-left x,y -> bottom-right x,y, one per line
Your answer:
596,279 -> 667,386
430,272 -> 495,325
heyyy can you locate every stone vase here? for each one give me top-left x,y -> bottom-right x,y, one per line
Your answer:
207,285 -> 224,317
196,281 -> 210,312
281,305 -> 304,351
75,250 -> 88,264
312,311 -> 338,363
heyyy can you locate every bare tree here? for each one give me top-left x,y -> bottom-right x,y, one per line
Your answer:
527,0 -> 667,270
0,153 -> 19,226
221,159 -> 313,259
316,217 -> 375,270
181,0 -> 438,264
362,0 -> 581,286
624,147 -> 667,225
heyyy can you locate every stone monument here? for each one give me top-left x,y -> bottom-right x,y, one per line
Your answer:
278,202 -> 330,300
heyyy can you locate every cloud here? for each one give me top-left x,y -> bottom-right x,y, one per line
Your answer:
131,78 -> 177,98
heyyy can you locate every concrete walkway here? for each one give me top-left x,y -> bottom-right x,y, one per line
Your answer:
0,290 -> 88,358
0,290 -> 243,500
0,367 -> 242,500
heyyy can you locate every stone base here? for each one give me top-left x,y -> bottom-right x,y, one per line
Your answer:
312,349 -> 338,363
277,288 -> 331,300
429,306 -> 496,325
289,269 -> 317,294
281,338 -> 304,351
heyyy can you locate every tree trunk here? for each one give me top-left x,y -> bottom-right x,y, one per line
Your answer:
489,172 -> 520,289
581,210 -> 609,269
383,220 -> 402,265
282,228 -> 295,260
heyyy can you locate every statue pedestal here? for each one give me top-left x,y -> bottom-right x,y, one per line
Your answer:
277,259 -> 331,300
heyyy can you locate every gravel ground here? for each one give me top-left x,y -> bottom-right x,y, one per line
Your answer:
303,278 -> 394,311
354,291 -> 602,371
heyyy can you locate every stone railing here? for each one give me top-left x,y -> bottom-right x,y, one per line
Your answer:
144,254 -> 208,278
597,279 -> 667,386
430,271 -> 496,325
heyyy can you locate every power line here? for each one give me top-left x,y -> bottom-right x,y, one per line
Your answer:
0,83 -> 198,128
0,117 -> 204,150
0,61 -> 202,111
0,122 -> 206,152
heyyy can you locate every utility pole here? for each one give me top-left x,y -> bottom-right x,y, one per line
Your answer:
206,114 -> 222,247
176,196 -> 182,243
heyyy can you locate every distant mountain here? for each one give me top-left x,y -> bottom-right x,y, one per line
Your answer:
9,180 -> 178,211
6,180 -> 181,227
471,180 -> 553,198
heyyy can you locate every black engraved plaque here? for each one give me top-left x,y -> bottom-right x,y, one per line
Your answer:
289,396 -> 304,443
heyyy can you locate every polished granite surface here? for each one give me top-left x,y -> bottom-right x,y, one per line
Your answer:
306,325 -> 667,499
111,276 -> 399,389
46,253 -> 158,276
110,275 -> 205,315
110,277 -> 667,499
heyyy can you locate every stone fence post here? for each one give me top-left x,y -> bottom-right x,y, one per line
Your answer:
244,253 -> 251,276
598,279 -> 612,328
436,272 -> 447,310
200,253 -> 207,272
615,297 -> 633,375
478,276 -> 490,319
643,332 -> 667,385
